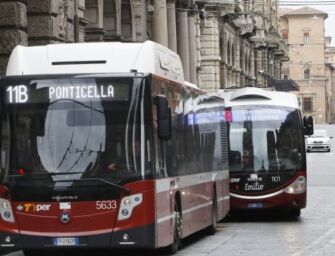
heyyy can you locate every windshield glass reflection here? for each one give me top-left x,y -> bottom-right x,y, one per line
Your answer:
228,106 -> 304,173
2,77 -> 146,186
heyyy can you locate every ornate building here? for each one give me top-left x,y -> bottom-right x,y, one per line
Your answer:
279,6 -> 328,124
0,0 -> 287,92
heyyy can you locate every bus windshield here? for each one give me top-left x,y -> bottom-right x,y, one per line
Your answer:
228,106 -> 304,173
0,76 -> 149,198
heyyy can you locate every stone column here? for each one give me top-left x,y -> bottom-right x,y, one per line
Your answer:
240,72 -> 245,86
223,66 -> 228,88
256,49 -> 263,86
235,39 -> 241,87
188,13 -> 197,84
227,67 -> 232,88
265,50 -> 270,86
0,1 -> 27,75
277,59 -> 281,80
235,70 -> 238,87
220,63 -> 225,88
167,0 -> 177,52
132,0 -> 147,41
177,9 -> 189,81
75,0 -> 88,42
232,70 -> 236,87
199,12 -> 220,92
273,58 -> 278,79
195,14 -> 202,82
250,48 -> 256,86
152,0 -> 168,47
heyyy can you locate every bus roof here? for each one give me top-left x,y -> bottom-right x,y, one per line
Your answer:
218,87 -> 299,109
6,41 -> 184,83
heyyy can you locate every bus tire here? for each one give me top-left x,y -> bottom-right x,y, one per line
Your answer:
206,191 -> 217,235
289,208 -> 301,218
165,202 -> 182,254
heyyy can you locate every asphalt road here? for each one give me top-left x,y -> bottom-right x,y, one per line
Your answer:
3,125 -> 335,256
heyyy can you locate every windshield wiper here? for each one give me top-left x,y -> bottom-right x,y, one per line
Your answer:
53,177 -> 131,195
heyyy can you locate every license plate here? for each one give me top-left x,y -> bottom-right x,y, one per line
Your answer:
247,203 -> 263,209
53,237 -> 79,246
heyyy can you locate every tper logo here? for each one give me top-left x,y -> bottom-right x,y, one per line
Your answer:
24,203 -> 51,212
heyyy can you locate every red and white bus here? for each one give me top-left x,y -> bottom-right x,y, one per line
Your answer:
220,87 -> 313,218
0,41 -> 230,255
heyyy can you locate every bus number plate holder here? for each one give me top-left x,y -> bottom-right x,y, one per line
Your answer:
53,237 -> 79,246
247,203 -> 263,209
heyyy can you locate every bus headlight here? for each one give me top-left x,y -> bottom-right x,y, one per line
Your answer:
284,176 -> 306,194
0,199 -> 14,223
117,193 -> 143,221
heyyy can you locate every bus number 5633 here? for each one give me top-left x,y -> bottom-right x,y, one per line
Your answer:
96,200 -> 117,210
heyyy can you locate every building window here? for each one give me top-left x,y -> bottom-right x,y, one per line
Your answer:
104,0 -> 118,35
303,97 -> 313,112
282,33 -> 288,44
284,74 -> 288,80
121,0 -> 133,40
304,69 -> 310,79
85,0 -> 99,26
227,42 -> 231,65
304,32 -> 309,44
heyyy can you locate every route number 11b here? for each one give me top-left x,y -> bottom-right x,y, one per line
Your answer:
7,85 -> 28,103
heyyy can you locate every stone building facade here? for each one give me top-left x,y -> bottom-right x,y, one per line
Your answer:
325,37 -> 335,123
0,0 -> 87,74
0,0 -> 287,93
279,7 -> 328,124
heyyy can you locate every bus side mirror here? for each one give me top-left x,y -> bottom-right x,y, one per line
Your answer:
303,116 -> 313,136
155,95 -> 172,140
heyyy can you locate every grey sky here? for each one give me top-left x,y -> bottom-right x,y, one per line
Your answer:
280,1 -> 335,46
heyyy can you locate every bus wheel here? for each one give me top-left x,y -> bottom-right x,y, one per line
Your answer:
206,192 -> 217,235
289,208 -> 301,219
166,203 -> 182,254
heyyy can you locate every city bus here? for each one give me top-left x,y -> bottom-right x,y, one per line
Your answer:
0,41 -> 230,255
219,87 -> 313,218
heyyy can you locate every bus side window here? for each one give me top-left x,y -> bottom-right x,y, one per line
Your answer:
152,78 -> 168,178
166,85 -> 176,177
167,83 -> 184,177
184,91 -> 193,175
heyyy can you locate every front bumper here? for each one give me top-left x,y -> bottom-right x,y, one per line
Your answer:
230,190 -> 306,211
0,224 -> 155,250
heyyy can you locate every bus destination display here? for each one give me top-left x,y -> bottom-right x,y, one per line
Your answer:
4,79 -> 130,104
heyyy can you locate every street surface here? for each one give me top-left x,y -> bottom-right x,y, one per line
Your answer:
3,125 -> 335,256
